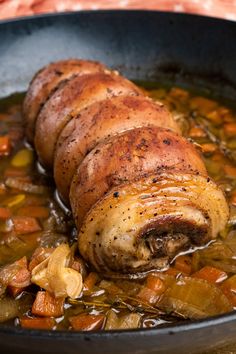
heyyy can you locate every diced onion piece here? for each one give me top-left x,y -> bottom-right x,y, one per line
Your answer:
0,297 -> 19,322
31,244 -> 83,299
159,276 -> 232,319
105,310 -> 141,330
29,247 -> 54,272
31,257 -> 50,290
5,178 -> 49,194
203,260 -> 236,274
0,293 -> 33,323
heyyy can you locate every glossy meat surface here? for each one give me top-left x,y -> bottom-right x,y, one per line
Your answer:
23,58 -> 229,275
70,126 -> 207,229
23,59 -> 107,143
34,72 -> 141,169
55,95 -> 180,203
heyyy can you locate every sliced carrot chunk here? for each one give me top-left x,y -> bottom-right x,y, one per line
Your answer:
189,126 -> 206,138
164,267 -> 183,277
224,123 -> 236,137
11,216 -> 41,234
190,97 -> 218,115
224,165 -> 236,177
0,135 -> 11,156
137,274 -> 166,304
201,143 -> 217,154
69,314 -> 105,331
83,272 -> 99,293
146,275 -> 165,295
6,256 -> 31,296
169,87 -> 189,100
0,207 -> 11,219
16,206 -> 49,219
0,113 -> 9,120
8,256 -> 31,287
192,266 -> 227,284
8,285 -> 25,297
32,291 -> 64,317
20,317 -> 55,330
206,110 -> 222,124
137,287 -> 159,305
174,255 -> 192,275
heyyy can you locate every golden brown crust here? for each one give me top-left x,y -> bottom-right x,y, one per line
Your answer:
34,72 -> 142,170
23,59 -> 107,143
70,126 -> 207,229
54,95 -> 181,203
78,172 -> 229,273
23,59 -> 229,274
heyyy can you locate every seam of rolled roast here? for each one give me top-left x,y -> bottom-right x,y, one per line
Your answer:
23,58 -> 229,275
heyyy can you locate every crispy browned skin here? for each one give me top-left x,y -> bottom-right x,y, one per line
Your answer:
70,126 -> 207,229
24,59 -> 229,275
79,173 -> 228,274
54,95 -> 180,203
23,59 -> 107,144
35,72 -> 142,170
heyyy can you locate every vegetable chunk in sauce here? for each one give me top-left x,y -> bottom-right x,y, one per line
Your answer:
0,86 -> 236,331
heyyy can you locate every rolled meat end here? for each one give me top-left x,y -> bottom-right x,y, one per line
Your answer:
78,172 -> 229,274
54,95 -> 181,204
70,126 -> 207,230
34,72 -> 142,170
23,59 -> 108,143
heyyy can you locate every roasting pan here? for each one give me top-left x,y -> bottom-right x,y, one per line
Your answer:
0,10 -> 236,354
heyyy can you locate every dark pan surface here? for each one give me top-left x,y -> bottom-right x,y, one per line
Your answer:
0,10 -> 236,354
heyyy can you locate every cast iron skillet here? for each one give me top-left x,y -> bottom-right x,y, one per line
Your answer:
0,10 -> 236,354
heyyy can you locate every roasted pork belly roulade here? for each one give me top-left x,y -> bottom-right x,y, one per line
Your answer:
23,59 -> 229,275
78,173 -> 228,273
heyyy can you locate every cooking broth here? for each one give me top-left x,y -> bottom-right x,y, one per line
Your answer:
0,85 -> 235,331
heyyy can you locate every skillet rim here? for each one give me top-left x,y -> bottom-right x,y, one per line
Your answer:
0,9 -> 236,339
1,310 -> 236,338
1,8 -> 236,28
